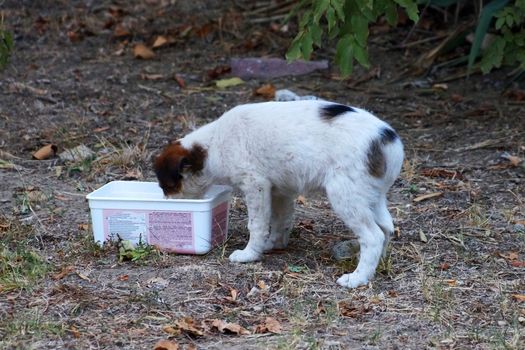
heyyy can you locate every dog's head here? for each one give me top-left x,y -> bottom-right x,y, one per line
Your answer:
153,141 -> 207,198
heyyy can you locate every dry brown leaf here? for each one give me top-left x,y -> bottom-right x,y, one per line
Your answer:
133,44 -> 155,59
413,192 -> 443,202
512,294 -> 525,302
93,126 -> 110,133
140,74 -> 164,81
338,301 -> 369,318
174,74 -> 185,88
175,318 -> 204,336
52,266 -> 75,280
78,223 -> 89,231
69,325 -> 81,339
117,274 -> 129,281
511,261 -> 525,268
499,251 -> 519,261
162,325 -> 181,336
113,24 -> 130,37
255,84 -> 276,99
153,339 -> 179,350
263,317 -> 282,334
33,144 -> 57,160
207,65 -> 231,79
152,35 -> 168,48
420,168 -> 463,180
211,319 -> 250,335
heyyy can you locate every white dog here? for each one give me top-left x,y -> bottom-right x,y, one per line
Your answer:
154,100 -> 403,288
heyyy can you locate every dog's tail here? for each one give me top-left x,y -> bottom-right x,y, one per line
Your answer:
367,126 -> 404,191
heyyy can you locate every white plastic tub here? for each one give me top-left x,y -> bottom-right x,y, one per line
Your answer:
86,181 -> 232,254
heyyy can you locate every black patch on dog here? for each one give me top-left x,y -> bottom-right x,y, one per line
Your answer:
320,104 -> 355,121
367,127 -> 398,178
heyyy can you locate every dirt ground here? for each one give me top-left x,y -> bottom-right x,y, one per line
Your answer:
1,1 -> 524,349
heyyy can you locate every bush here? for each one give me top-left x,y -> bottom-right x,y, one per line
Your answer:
288,0 -> 525,76
286,0 -> 419,76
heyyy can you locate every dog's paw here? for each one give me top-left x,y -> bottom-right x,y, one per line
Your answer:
229,248 -> 261,263
336,273 -> 369,288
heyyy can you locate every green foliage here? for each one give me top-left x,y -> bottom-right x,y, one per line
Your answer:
287,0 -> 420,76
118,239 -> 155,262
0,17 -> 13,70
479,0 -> 525,74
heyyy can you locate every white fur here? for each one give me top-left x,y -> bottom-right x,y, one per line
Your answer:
178,100 -> 403,288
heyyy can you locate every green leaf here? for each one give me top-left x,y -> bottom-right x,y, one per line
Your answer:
313,0 -> 330,23
327,6 -> 337,32
286,34 -> 304,61
495,16 -> 506,30
335,34 -> 354,77
351,14 -> 369,47
393,0 -> 420,22
332,0 -> 346,21
384,1 -> 398,25
353,41 -> 370,67
310,22 -> 323,47
468,0 -> 511,73
480,36 -> 506,73
301,30 -> 314,58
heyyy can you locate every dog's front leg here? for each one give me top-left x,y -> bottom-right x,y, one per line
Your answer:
229,177 -> 271,263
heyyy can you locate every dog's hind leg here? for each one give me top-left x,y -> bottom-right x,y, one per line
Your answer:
325,178 -> 384,288
372,195 -> 394,257
263,190 -> 295,252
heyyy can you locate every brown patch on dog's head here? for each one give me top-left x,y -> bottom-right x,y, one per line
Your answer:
153,141 -> 207,197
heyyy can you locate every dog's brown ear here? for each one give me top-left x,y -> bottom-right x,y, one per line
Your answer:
185,144 -> 207,173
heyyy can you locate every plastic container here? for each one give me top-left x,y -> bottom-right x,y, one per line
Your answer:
86,181 -> 232,254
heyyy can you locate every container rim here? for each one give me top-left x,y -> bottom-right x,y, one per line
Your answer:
86,181 -> 232,204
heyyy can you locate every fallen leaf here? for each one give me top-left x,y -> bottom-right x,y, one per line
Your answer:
254,84 -> 276,99
512,294 -> 525,302
211,319 -> 250,335
78,223 -> 89,231
413,192 -> 443,202
420,168 -> 463,180
499,251 -> 519,261
59,144 -> 95,162
152,35 -> 168,48
133,44 -> 155,59
505,89 -> 525,101
501,153 -> 523,167
207,65 -> 231,79
296,195 -> 306,205
257,280 -> 268,290
113,23 -> 130,37
215,77 -> 244,89
174,74 -> 185,88
451,94 -> 464,103
140,73 -> 165,81
69,325 -> 81,339
419,230 -> 428,243
439,262 -> 450,271
162,325 -> 181,336
175,318 -> 204,336
153,339 -> 179,350
117,274 -> 129,281
52,266 -> 75,280
255,317 -> 283,334
0,160 -> 16,169
432,83 -> 448,91
511,261 -> 525,268
93,126 -> 110,132
337,301 -> 370,318
444,279 -> 456,286
32,144 -> 57,160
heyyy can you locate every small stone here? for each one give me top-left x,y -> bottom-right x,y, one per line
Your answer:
513,224 -> 524,233
331,240 -> 360,261
59,144 -> 95,162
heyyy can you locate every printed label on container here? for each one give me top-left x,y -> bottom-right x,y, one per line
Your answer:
102,209 -> 194,252
148,211 -> 194,253
211,202 -> 229,246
